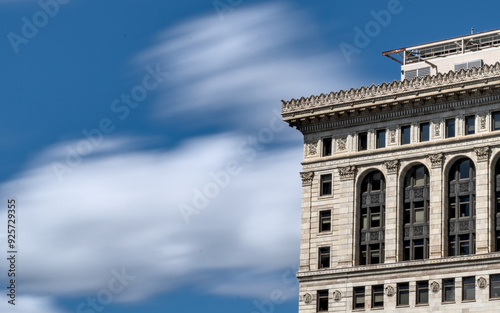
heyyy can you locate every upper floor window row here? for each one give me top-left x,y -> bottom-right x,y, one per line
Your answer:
318,111 -> 500,156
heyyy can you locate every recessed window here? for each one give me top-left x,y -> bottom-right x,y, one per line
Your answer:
493,111 -> 500,131
353,287 -> 365,309
320,174 -> 332,196
445,118 -> 455,138
462,276 -> 475,301
416,281 -> 428,305
376,129 -> 386,148
317,290 -> 328,311
319,210 -> 331,232
358,132 -> 368,151
420,122 -> 430,142
491,275 -> 500,299
401,126 -> 411,145
318,247 -> 330,269
372,285 -> 384,308
465,116 -> 475,135
322,138 -> 332,156
442,278 -> 455,302
397,283 -> 409,306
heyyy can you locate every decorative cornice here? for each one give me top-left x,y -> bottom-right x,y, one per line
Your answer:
384,160 -> 399,174
300,171 -> 314,186
474,146 -> 490,161
282,62 -> 500,115
428,153 -> 444,168
338,166 -> 356,180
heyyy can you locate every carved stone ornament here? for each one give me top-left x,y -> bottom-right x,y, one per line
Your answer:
385,285 -> 395,297
282,62 -> 500,114
300,172 -> 314,187
474,146 -> 490,161
434,123 -> 440,137
332,290 -> 342,302
384,160 -> 399,174
428,153 -> 444,168
431,281 -> 440,293
337,138 -> 347,151
307,143 -> 317,156
478,277 -> 488,289
338,165 -> 356,180
481,115 -> 487,129
303,293 -> 312,304
390,129 -> 396,143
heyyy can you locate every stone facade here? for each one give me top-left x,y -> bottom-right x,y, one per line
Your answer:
283,32 -> 500,313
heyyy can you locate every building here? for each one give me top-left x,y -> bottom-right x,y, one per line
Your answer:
281,29 -> 500,312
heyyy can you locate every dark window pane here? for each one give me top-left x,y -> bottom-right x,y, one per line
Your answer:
494,112 -> 500,131
415,166 -> 426,186
317,290 -> 328,311
416,281 -> 429,304
372,285 -> 384,308
377,129 -> 386,148
491,275 -> 500,298
401,126 -> 411,144
459,160 -> 470,179
398,283 -> 409,306
322,138 -> 332,156
446,119 -> 455,138
420,123 -> 430,142
403,241 -> 410,261
354,287 -> 365,309
319,211 -> 331,232
443,279 -> 455,302
460,234 -> 470,255
319,247 -> 330,268
466,116 -> 475,135
359,132 -> 367,151
320,174 -> 332,196
463,277 -> 475,301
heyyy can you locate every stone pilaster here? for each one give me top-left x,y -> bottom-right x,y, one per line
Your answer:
428,153 -> 444,258
299,171 -> 314,271
384,160 -> 399,263
475,146 -> 490,254
337,166 -> 356,267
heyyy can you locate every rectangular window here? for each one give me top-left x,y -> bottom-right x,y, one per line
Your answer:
465,116 -> 475,135
446,118 -> 455,138
401,126 -> 411,145
416,281 -> 429,305
443,278 -> 455,302
318,247 -> 330,269
462,276 -> 475,301
317,290 -> 328,311
376,129 -> 386,148
320,174 -> 332,196
322,138 -> 332,156
420,122 -> 430,142
491,275 -> 500,299
319,210 -> 331,232
493,111 -> 500,131
353,287 -> 365,309
358,132 -> 367,151
397,283 -> 409,306
372,285 -> 384,308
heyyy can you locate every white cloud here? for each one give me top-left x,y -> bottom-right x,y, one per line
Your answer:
137,2 -> 359,131
0,296 -> 65,313
0,134 -> 302,301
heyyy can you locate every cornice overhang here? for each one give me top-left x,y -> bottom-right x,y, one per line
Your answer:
281,63 -> 500,133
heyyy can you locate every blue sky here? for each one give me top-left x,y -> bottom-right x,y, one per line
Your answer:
1,0 -> 500,312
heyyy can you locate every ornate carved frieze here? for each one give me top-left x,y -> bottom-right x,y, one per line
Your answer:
338,166 -> 356,180
480,115 -> 487,129
474,146 -> 490,161
302,293 -> 312,304
282,62 -> 500,114
434,122 -> 440,137
428,153 -> 444,168
384,160 -> 399,174
337,138 -> 346,151
300,172 -> 314,187
307,143 -> 317,156
390,129 -> 396,144
332,290 -> 342,302
385,286 -> 395,297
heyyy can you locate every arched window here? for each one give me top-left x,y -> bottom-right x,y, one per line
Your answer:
448,158 -> 476,256
359,171 -> 385,265
403,165 -> 430,260
495,162 -> 500,251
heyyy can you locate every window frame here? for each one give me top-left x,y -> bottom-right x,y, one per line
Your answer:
442,278 -> 455,303
397,282 -> 409,307
320,174 -> 332,196
490,274 -> 500,299
322,137 -> 332,156
358,132 -> 368,151
376,129 -> 386,149
465,115 -> 475,135
318,246 -> 330,269
445,118 -> 456,138
416,281 -> 429,305
353,287 -> 365,309
420,122 -> 430,142
319,210 -> 331,233
372,285 -> 384,308
317,289 -> 329,312
401,125 -> 411,145
462,276 -> 475,302
493,111 -> 500,131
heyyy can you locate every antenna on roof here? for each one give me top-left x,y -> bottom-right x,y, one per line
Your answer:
471,28 -> 474,34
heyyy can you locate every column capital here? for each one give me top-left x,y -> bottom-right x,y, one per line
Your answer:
474,146 -> 490,162
384,160 -> 399,174
428,153 -> 444,168
300,171 -> 314,186
339,165 -> 357,180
